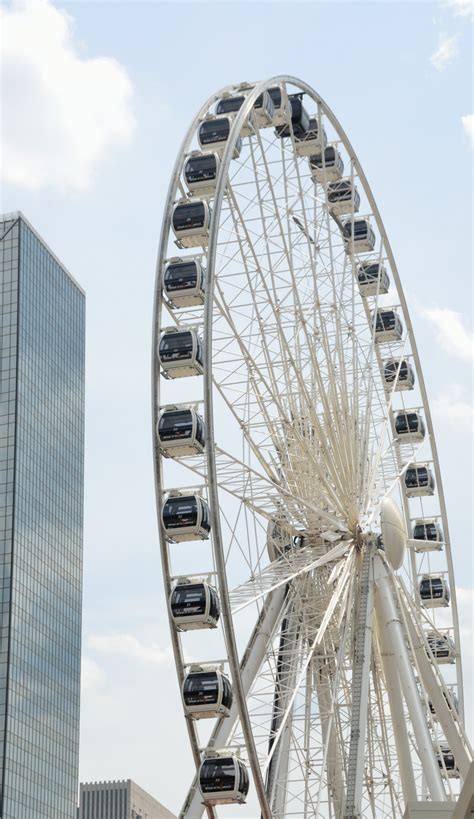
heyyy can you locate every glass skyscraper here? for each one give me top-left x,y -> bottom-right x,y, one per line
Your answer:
0,213 -> 85,818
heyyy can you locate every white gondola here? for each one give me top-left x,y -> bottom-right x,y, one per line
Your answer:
157,407 -> 205,457
404,464 -> 435,497
419,575 -> 450,608
411,517 -> 444,552
357,261 -> 390,296
162,493 -> 211,542
275,93 -> 310,139
184,152 -> 219,197
215,90 -> 274,130
383,358 -> 415,391
199,753 -> 250,805
393,410 -> 425,443
426,631 -> 455,664
182,666 -> 233,719
158,328 -> 203,378
163,257 -> 205,308
267,85 -> 290,126
373,308 -> 403,343
429,689 -> 459,721
327,178 -> 359,215
172,200 -> 211,249
309,144 -> 344,182
294,117 -> 327,157
198,116 -> 242,158
436,746 -> 459,778
170,579 -> 220,630
342,218 -> 376,253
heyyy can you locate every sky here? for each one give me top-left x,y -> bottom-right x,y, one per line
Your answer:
0,0 -> 473,814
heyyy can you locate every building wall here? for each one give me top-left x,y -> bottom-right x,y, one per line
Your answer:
0,214 -> 85,818
79,780 -> 177,819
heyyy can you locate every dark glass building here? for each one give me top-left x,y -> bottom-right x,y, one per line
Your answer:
0,213 -> 85,818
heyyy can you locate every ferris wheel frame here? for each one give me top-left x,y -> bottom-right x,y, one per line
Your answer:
152,75 -> 466,819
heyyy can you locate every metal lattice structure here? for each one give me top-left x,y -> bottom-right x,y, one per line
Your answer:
152,76 -> 472,819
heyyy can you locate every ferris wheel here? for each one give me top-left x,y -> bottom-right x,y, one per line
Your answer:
152,76 -> 472,819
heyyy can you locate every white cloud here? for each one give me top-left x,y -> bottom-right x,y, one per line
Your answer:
1,0 -> 135,193
81,656 -> 106,692
420,307 -> 474,361
445,0 -> 474,19
88,632 -> 174,667
430,33 -> 460,70
432,384 -> 474,432
462,114 -> 474,148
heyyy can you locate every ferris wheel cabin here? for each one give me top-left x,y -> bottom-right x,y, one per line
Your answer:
342,218 -> 376,253
295,117 -> 327,156
373,309 -> 404,343
163,258 -> 205,308
216,90 -> 275,129
172,200 -> 211,248
157,408 -> 205,457
275,93 -> 310,138
404,464 -> 435,497
429,689 -> 459,720
309,144 -> 344,182
419,575 -> 450,608
170,580 -> 220,630
383,358 -> 415,390
412,518 -> 444,551
357,261 -> 390,296
327,178 -> 360,216
199,756 -> 250,805
162,494 -> 211,541
436,747 -> 459,778
267,85 -> 291,126
158,329 -> 203,378
427,632 -> 456,664
182,668 -> 233,719
198,117 -> 242,157
393,410 -> 425,443
184,152 -> 219,197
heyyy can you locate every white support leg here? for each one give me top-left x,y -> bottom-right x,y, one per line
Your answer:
373,555 -> 446,802
180,587 -> 287,819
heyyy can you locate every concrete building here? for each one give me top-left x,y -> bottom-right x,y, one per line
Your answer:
0,213 -> 85,818
78,780 -> 177,819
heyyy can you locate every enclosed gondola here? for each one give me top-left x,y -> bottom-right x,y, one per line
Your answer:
199,755 -> 250,805
170,580 -> 220,630
436,746 -> 459,777
373,309 -> 403,343
357,261 -> 390,296
158,328 -> 203,378
404,464 -> 435,497
327,178 -> 360,215
342,218 -> 376,253
393,410 -> 425,443
426,631 -> 455,664
163,258 -> 205,308
295,117 -> 327,157
184,152 -> 219,197
412,517 -> 444,552
216,90 -> 274,129
429,689 -> 459,720
309,144 -> 344,182
383,358 -> 415,391
162,493 -> 211,541
198,116 -> 242,157
419,575 -> 450,608
275,93 -> 310,138
172,200 -> 211,248
182,667 -> 233,719
157,408 -> 205,457
267,85 -> 290,126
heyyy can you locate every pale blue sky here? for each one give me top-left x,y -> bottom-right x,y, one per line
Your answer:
1,0 -> 473,813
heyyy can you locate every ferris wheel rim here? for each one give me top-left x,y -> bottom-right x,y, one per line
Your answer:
152,74 -> 466,817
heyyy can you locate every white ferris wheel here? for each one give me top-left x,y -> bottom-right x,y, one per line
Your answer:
152,76 -> 472,819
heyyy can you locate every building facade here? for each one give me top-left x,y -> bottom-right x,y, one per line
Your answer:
79,780 -> 176,819
0,213 -> 85,818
